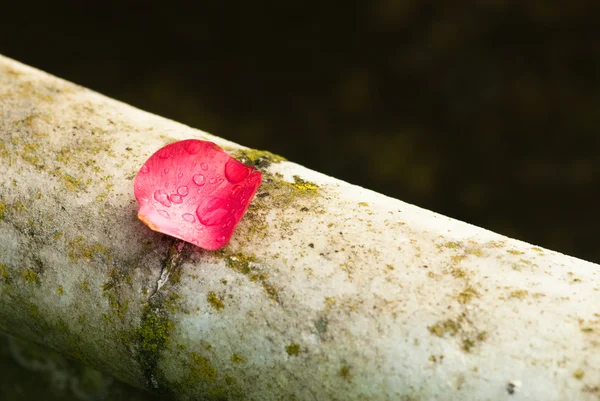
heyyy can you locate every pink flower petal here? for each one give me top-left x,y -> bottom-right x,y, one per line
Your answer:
134,139 -> 262,250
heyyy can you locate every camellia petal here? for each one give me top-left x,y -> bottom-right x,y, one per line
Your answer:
133,139 -> 262,250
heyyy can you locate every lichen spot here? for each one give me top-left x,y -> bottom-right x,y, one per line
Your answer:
285,343 -> 301,356
207,291 -> 225,311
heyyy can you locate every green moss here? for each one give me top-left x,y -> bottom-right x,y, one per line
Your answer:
231,353 -> 246,363
573,369 -> 585,380
444,241 -> 461,249
357,201 -> 369,207
57,286 -> 64,295
0,203 -> 5,220
463,331 -> 488,352
456,286 -> 479,304
285,343 -> 301,356
292,175 -> 319,191
428,319 -> 461,337
60,173 -> 85,192
507,249 -> 524,255
80,279 -> 90,291
221,251 -> 280,303
187,352 -> 218,382
21,268 -> 40,285
339,365 -> 352,381
229,148 -> 287,170
101,268 -> 131,321
207,291 -> 225,311
67,236 -> 112,262
0,263 -> 9,281
137,305 -> 174,388
509,289 -> 528,299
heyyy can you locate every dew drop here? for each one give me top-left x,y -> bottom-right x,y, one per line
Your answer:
209,178 -> 217,184
196,197 -> 231,226
158,149 -> 170,159
158,210 -> 170,218
177,170 -> 183,178
183,140 -> 202,155
154,190 -> 171,207
201,163 -> 208,171
140,164 -> 149,173
193,174 -> 206,186
224,158 -> 250,184
182,213 -> 196,223
139,196 -> 149,202
164,181 -> 170,189
170,194 -> 183,204
217,236 -> 226,243
217,178 -> 224,184
177,186 -> 188,196
164,168 -> 170,174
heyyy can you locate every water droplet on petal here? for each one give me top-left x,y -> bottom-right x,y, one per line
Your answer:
170,194 -> 183,204
164,168 -> 170,174
196,197 -> 231,226
177,186 -> 188,196
158,149 -> 170,159
140,196 -> 149,202
201,163 -> 208,171
225,158 -> 250,183
209,178 -> 217,184
140,164 -> 149,173
158,210 -> 170,218
193,174 -> 206,186
217,236 -> 226,243
182,213 -> 195,223
183,140 -> 202,155
177,170 -> 183,178
154,190 -> 171,207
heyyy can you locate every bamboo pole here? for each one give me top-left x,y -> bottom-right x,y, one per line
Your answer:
0,54 -> 598,401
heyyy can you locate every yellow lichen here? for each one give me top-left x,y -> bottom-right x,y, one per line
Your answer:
293,175 -> 319,191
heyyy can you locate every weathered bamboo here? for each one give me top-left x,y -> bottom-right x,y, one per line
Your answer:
0,54 -> 598,401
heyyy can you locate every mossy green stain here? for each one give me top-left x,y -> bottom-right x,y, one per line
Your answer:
456,286 -> 479,304
67,236 -> 112,262
285,343 -> 301,356
428,319 -> 461,337
0,263 -> 9,281
229,148 -> 286,171
207,291 -> 225,311
231,353 -> 246,363
339,365 -> 352,381
21,268 -> 40,285
137,305 -> 174,389
187,352 -> 218,382
221,251 -> 280,303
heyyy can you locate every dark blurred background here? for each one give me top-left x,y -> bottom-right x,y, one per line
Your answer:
1,1 -> 599,399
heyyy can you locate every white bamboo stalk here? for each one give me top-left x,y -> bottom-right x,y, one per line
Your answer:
0,54 -> 598,401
